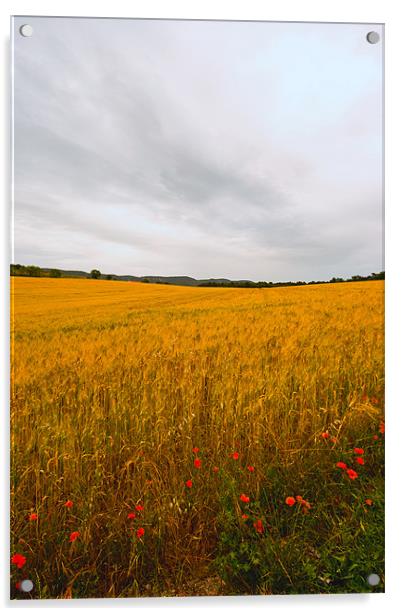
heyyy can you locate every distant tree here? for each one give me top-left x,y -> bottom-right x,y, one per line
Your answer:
50,269 -> 61,278
106,274 -> 113,280
90,269 -> 101,279
142,278 -> 150,283
26,265 -> 41,277
371,271 -> 385,280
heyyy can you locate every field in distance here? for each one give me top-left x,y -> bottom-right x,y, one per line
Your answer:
10,277 -> 384,598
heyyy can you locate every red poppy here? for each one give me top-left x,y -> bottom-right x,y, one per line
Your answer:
231,452 -> 239,460
241,514 -> 249,520
331,437 -> 338,443
321,432 -> 329,439
194,458 -> 202,469
11,553 -> 26,569
285,496 -> 296,506
212,466 -> 219,473
295,495 -> 303,502
185,479 -> 193,488
69,531 -> 80,543
240,494 -> 250,503
127,512 -> 136,520
373,435 -> 379,441
254,519 -> 264,534
371,397 -> 379,405
355,457 -> 365,465
336,461 -> 347,470
15,581 -> 21,590
135,504 -> 144,512
192,447 -> 200,454
64,500 -> 73,508
346,469 -> 358,480
379,421 -> 385,434
247,465 -> 255,472
136,527 -> 145,539
28,513 -> 38,521
354,448 -> 364,455
365,498 -> 373,506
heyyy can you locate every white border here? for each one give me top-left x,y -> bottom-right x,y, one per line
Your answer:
1,1 -> 400,614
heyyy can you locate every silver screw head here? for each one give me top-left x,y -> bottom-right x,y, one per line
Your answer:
367,573 -> 380,586
20,579 -> 34,592
19,24 -> 33,37
366,31 -> 380,44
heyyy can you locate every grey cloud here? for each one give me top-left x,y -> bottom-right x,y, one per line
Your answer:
12,17 -> 383,280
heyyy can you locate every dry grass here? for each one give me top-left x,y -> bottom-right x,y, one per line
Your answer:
10,277 -> 384,597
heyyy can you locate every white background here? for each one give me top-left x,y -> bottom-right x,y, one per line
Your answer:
1,1 -> 400,615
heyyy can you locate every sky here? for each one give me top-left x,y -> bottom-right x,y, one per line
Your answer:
12,17 -> 383,281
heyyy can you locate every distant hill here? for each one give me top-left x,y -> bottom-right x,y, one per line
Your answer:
139,275 -> 199,286
10,264 -> 385,288
39,269 -> 202,286
10,265 -> 254,286
42,268 -> 90,279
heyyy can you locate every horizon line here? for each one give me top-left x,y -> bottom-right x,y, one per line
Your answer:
10,263 -> 385,285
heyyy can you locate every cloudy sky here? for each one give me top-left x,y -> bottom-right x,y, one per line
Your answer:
12,17 -> 383,281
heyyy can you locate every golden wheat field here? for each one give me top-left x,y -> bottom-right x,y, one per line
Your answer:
10,277 -> 385,598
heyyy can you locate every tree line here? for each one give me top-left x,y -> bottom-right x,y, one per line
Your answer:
198,272 -> 385,288
10,264 -> 105,279
11,264 -> 59,277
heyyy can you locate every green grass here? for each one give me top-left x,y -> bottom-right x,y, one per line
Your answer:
213,429 -> 384,595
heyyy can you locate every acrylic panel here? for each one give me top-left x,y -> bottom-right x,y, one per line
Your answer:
11,16 -> 384,599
